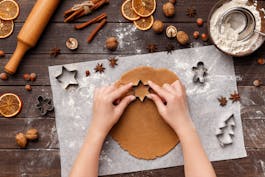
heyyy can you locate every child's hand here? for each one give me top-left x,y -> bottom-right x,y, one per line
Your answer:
147,80 -> 193,134
90,83 -> 135,138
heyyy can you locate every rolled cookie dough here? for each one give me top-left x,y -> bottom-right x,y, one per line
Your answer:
110,66 -> 180,160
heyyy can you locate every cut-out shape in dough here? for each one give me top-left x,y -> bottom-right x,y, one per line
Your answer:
55,66 -> 78,89
133,80 -> 150,102
111,66 -> 179,160
192,61 -> 208,84
216,114 -> 236,147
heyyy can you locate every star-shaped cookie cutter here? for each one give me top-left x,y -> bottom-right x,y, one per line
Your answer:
36,96 -> 54,116
133,80 -> 150,102
55,66 -> 78,89
192,61 -> 208,84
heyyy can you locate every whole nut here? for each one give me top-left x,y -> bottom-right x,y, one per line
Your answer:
152,20 -> 164,33
0,50 -> 5,57
0,72 -> 8,80
166,25 -> 177,38
30,73 -> 37,81
26,128 -> 38,140
257,58 -> 265,65
163,2 -> 175,17
25,84 -> 32,91
176,31 -> 189,45
201,33 -> 208,41
66,37 -> 78,50
16,133 -> 27,148
196,18 -> 204,26
253,80 -> 262,87
106,37 -> 119,51
23,73 -> 30,81
193,31 -> 200,39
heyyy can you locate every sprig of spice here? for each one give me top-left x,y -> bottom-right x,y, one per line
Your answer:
50,47 -> 61,57
186,7 -> 196,17
217,96 -> 227,106
108,57 -> 118,68
94,63 -> 105,73
229,91 -> 240,103
147,44 -> 158,53
165,44 -> 175,54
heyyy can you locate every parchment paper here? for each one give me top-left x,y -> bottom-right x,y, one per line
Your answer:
48,46 -> 247,176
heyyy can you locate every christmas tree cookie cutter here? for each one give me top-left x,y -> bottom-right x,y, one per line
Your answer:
216,114 -> 236,147
55,66 -> 78,89
36,96 -> 54,116
192,61 -> 208,84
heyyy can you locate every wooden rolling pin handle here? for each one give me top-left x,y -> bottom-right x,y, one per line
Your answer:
4,41 -> 31,74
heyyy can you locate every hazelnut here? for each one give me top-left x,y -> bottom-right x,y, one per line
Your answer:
152,20 -> 164,33
0,72 -> 8,80
26,128 -> 38,141
257,58 -> 265,65
253,80 -> 262,87
169,0 -> 176,4
166,25 -> 177,38
66,37 -> 78,50
196,18 -> 204,26
16,133 -> 27,148
106,37 -> 119,51
25,84 -> 32,91
176,31 -> 189,45
201,33 -> 208,41
163,2 -> 175,17
23,73 -> 30,81
0,50 -> 5,57
85,70 -> 90,77
193,31 -> 200,39
30,73 -> 37,81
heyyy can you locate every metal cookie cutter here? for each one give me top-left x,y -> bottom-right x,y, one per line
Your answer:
216,114 -> 236,147
192,61 -> 208,84
55,66 -> 79,89
36,96 -> 54,116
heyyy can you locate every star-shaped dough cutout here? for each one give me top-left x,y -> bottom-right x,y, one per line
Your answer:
133,80 -> 150,102
55,66 -> 78,89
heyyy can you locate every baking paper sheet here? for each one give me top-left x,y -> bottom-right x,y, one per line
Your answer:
48,46 -> 247,176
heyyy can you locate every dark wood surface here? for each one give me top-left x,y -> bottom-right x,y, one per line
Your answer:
0,0 -> 265,176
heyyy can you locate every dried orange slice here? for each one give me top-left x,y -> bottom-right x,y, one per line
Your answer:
0,93 -> 22,118
121,0 -> 140,21
0,19 -> 13,38
132,0 -> 156,17
0,0 -> 19,20
133,15 -> 154,31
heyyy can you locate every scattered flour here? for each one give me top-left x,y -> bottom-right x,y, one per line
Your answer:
210,0 -> 263,55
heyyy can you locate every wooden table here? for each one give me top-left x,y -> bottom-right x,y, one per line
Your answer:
0,0 -> 265,176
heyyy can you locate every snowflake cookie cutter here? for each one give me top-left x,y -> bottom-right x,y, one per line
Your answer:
55,66 -> 78,89
192,61 -> 208,84
216,114 -> 236,147
36,96 -> 54,116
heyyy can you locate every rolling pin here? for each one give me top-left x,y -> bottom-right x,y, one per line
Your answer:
4,0 -> 61,74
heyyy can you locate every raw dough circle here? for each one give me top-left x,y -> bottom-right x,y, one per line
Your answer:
110,66 -> 180,160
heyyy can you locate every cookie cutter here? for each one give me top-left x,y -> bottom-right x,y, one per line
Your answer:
133,80 -> 150,102
192,61 -> 208,84
36,96 -> 54,116
216,114 -> 236,147
55,66 -> 78,89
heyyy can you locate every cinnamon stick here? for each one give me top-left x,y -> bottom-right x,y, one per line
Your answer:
87,19 -> 107,43
75,13 -> 107,30
64,8 -> 84,23
91,0 -> 109,11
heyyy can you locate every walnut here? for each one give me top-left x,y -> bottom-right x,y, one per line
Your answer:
166,25 -> 177,38
26,128 -> 38,140
106,37 -> 119,51
176,31 -> 189,45
163,2 -> 175,17
16,133 -> 27,148
152,20 -> 164,33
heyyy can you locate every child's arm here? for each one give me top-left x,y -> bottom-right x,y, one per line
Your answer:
69,83 -> 135,177
148,80 -> 216,177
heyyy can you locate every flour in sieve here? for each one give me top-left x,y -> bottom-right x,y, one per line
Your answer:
210,0 -> 262,55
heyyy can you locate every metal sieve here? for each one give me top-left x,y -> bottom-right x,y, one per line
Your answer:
218,7 -> 265,41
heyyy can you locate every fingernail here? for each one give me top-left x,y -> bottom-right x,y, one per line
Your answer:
131,96 -> 136,100
148,80 -> 152,84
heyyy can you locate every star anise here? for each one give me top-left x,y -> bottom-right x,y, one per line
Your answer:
108,57 -> 118,68
147,44 -> 158,53
186,7 -> 197,17
229,91 -> 240,103
218,96 -> 227,106
94,63 -> 105,73
50,47 -> 61,57
165,44 -> 175,54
